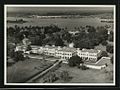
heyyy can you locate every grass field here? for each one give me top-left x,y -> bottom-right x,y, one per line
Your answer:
7,58 -> 54,83
54,63 -> 113,83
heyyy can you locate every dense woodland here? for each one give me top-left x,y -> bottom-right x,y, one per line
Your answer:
7,24 -> 113,57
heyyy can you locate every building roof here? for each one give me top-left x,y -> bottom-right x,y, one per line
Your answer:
69,42 -> 74,48
81,49 -> 99,53
30,45 -> 101,54
45,45 -> 58,50
84,57 -> 110,66
58,47 -> 76,52
31,45 -> 42,48
31,45 -> 57,50
44,45 -> 76,52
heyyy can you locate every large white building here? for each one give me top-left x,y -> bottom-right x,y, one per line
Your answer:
30,45 -> 76,63
43,45 -> 57,56
68,31 -> 79,35
15,44 -> 102,63
55,47 -> 76,60
77,48 -> 102,63
15,45 -> 26,52
30,45 -> 43,54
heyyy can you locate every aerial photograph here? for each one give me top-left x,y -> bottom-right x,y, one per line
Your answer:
5,5 -> 115,85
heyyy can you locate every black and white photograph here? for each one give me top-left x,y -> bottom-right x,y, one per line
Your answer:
4,5 -> 116,85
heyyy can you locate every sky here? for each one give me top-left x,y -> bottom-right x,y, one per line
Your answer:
7,6 -> 114,13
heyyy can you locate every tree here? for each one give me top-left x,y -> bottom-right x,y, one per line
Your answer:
87,26 -> 96,33
13,51 -> 25,62
106,45 -> 113,53
7,43 -> 15,57
7,27 -> 15,36
55,38 -> 64,46
62,31 -> 72,43
15,31 -> 25,41
101,40 -> 108,46
96,26 -> 108,42
101,51 -> 108,57
68,55 -> 83,67
9,49 -> 15,58
60,70 -> 70,82
26,45 -> 32,51
44,25 -> 61,34
110,56 -> 113,64
74,38 -> 94,49
43,71 -> 57,83
108,31 -> 113,42
80,65 -> 89,70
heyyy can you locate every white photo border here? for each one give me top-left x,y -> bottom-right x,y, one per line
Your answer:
4,5 -> 116,86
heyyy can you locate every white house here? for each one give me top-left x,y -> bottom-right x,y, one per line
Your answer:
68,31 -> 79,35
16,44 -> 103,64
30,45 -> 41,54
77,48 -> 102,63
55,47 -> 76,62
44,45 -> 57,56
15,45 -> 26,52
69,42 -> 74,48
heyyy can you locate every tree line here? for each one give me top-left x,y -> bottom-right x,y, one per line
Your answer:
7,24 -> 113,58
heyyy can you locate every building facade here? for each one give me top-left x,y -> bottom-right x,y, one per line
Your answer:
55,47 -> 76,59
30,45 -> 76,63
77,48 -> 102,63
15,44 -> 102,63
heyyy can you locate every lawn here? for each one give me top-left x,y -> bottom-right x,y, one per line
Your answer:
54,63 -> 113,83
7,58 -> 54,83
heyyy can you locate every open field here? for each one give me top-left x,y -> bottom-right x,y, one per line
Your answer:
7,58 -> 54,83
54,63 -> 113,83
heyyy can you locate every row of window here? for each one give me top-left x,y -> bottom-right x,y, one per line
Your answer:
60,56 -> 71,59
44,51 -> 73,56
78,53 -> 97,56
56,53 -> 72,56
81,57 -> 97,60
